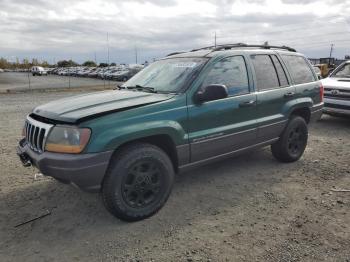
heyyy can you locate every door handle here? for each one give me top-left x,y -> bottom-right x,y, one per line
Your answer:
284,92 -> 295,98
239,100 -> 256,107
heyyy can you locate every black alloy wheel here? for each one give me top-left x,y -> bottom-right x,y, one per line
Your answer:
271,116 -> 308,163
121,160 -> 163,208
102,143 -> 174,221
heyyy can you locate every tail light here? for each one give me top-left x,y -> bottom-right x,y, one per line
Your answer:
320,84 -> 324,102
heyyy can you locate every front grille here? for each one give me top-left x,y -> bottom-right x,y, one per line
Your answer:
24,116 -> 53,153
324,88 -> 350,93
324,88 -> 350,101
324,94 -> 350,100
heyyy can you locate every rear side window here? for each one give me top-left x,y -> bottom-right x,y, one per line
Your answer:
201,56 -> 249,96
271,55 -> 289,86
281,55 -> 315,85
250,55 -> 279,90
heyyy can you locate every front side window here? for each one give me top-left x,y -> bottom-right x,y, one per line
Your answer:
251,55 -> 280,90
124,57 -> 207,93
201,56 -> 249,96
331,63 -> 350,78
281,55 -> 315,84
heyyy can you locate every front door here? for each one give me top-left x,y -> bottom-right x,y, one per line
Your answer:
187,55 -> 258,163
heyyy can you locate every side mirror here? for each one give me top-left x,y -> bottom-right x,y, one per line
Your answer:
317,75 -> 322,80
196,84 -> 228,103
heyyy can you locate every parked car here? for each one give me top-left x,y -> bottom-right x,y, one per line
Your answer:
322,60 -> 350,116
17,44 -> 323,221
0,69 -> 4,73
112,68 -> 143,81
31,66 -> 47,76
109,70 -> 130,81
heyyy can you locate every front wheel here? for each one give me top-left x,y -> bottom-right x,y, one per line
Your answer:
102,143 -> 174,221
271,116 -> 308,163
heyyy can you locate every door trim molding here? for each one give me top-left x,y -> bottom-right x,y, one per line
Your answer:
178,137 -> 278,172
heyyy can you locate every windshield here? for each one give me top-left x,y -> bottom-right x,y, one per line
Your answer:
331,63 -> 350,78
123,58 -> 207,93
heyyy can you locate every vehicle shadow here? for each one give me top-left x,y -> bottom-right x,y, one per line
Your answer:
318,114 -> 350,128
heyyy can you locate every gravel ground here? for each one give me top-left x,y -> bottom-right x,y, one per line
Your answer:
0,91 -> 349,262
0,72 -> 118,92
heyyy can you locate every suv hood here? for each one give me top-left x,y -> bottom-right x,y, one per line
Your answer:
32,90 -> 174,124
322,77 -> 350,89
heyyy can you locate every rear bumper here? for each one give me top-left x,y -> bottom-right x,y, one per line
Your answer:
17,139 -> 112,192
310,103 -> 324,122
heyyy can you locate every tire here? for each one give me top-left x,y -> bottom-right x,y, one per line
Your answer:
102,143 -> 174,221
271,116 -> 308,163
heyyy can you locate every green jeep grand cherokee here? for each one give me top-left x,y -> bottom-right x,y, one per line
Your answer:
17,44 -> 323,221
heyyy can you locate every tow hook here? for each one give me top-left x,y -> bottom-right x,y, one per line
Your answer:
19,153 -> 32,167
16,145 -> 32,167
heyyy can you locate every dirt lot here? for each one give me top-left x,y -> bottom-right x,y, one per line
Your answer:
0,91 -> 349,262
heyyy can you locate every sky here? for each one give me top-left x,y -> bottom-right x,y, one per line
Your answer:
0,0 -> 349,64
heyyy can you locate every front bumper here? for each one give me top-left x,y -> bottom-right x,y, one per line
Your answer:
17,139 -> 113,192
310,103 -> 324,122
323,98 -> 350,116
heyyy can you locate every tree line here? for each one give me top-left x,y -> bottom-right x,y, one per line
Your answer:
0,58 -> 117,69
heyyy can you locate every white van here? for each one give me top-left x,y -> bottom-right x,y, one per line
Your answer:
31,66 -> 47,76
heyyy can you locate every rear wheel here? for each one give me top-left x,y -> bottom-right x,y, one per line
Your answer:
271,116 -> 308,163
102,143 -> 174,221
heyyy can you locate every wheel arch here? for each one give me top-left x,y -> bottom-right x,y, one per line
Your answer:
290,107 -> 311,123
107,134 -> 180,173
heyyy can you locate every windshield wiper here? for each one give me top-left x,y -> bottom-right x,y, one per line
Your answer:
124,85 -> 157,93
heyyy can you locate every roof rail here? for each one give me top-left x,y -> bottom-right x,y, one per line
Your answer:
191,45 -> 217,52
211,43 -> 296,52
166,51 -> 185,57
167,43 -> 296,58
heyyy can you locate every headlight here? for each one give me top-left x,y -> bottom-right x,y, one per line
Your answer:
45,126 -> 91,154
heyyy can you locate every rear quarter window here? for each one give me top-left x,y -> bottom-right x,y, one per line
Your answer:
281,55 -> 316,85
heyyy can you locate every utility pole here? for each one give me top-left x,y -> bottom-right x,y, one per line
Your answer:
329,43 -> 334,66
94,52 -> 97,65
27,57 -> 31,90
135,46 -> 138,64
106,32 -> 110,88
214,31 -> 217,48
107,33 -> 110,66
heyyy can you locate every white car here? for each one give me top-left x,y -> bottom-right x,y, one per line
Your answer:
31,66 -> 47,76
322,60 -> 350,116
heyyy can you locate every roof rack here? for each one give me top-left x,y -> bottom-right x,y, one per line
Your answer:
211,43 -> 296,52
167,43 -> 296,57
166,51 -> 185,57
190,43 -> 296,53
190,45 -> 219,52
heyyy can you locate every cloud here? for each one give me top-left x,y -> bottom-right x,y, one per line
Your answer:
0,0 -> 349,63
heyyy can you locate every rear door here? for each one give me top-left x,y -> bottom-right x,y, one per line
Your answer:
249,53 -> 295,142
187,55 -> 258,162
280,54 -> 320,104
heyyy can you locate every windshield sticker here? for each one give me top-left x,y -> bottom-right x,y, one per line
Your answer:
173,62 -> 197,68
